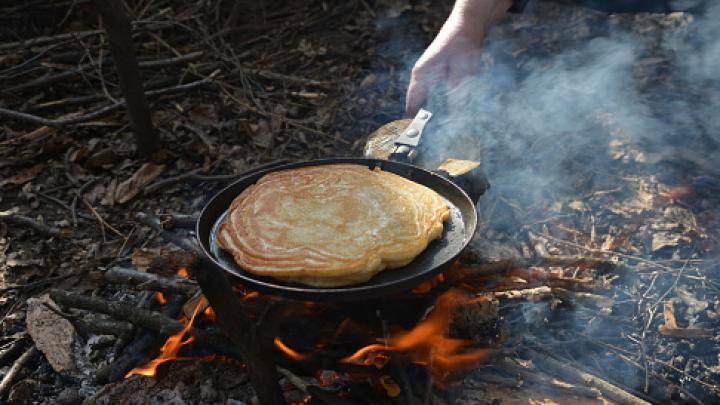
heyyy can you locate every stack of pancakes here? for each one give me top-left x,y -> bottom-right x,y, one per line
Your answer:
216,164 -> 449,287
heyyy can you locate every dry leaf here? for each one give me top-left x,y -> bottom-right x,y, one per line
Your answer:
114,163 -> 165,204
86,148 -> 120,168
101,178 -> 117,206
0,163 -> 45,189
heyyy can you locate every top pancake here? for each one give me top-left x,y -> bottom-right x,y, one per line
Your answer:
216,164 -> 449,287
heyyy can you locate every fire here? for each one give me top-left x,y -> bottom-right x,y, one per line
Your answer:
203,306 -> 216,322
274,337 -> 311,361
154,291 -> 167,305
343,289 -> 491,384
411,273 -> 445,294
126,297 -> 208,378
177,267 -> 189,277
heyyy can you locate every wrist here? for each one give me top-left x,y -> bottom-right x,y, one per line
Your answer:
451,0 -> 512,37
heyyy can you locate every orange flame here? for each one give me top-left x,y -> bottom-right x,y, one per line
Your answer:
412,273 -> 445,294
154,292 -> 167,305
342,289 -> 491,384
177,267 -> 189,277
203,306 -> 216,322
126,297 -> 207,378
274,337 -> 311,361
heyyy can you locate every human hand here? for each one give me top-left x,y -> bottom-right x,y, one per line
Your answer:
406,0 -> 511,115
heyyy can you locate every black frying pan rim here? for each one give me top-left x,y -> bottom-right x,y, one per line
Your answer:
196,158 -> 477,301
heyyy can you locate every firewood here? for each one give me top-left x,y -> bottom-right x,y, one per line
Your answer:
0,212 -> 69,238
0,346 -> 37,399
48,290 -> 243,360
100,266 -> 198,294
526,350 -> 651,405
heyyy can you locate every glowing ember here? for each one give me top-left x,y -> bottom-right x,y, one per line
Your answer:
126,297 -> 207,378
177,266 -> 189,277
241,291 -> 259,301
154,291 -> 167,305
274,337 -> 311,361
203,306 -> 216,322
342,289 -> 491,384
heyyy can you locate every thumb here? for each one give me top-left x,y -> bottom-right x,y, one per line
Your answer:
406,76 -> 429,117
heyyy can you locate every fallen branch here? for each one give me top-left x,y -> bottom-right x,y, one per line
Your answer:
0,346 -> 37,399
526,350 -> 651,405
0,333 -> 28,368
0,212 -> 69,238
100,266 -> 198,294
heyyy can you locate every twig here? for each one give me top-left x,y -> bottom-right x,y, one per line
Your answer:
0,30 -> 103,51
0,346 -> 37,398
100,266 -> 198,294
0,75 -> 216,128
82,198 -> 124,241
536,232 -> 701,269
0,212 -> 68,238
135,212 -> 202,256
143,169 -> 238,194
0,334 -> 28,368
0,274 -> 75,294
6,51 -> 204,93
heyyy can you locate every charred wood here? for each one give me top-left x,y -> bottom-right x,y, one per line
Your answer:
48,290 -> 243,363
99,266 -> 198,295
76,315 -> 134,338
93,293 -> 184,384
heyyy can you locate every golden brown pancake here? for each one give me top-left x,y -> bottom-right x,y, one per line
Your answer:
216,164 -> 449,287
